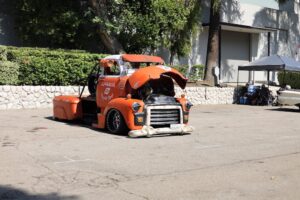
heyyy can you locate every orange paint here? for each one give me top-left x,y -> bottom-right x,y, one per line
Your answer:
128,65 -> 187,89
122,54 -> 164,64
53,96 -> 82,120
100,98 -> 145,130
53,54 -> 192,134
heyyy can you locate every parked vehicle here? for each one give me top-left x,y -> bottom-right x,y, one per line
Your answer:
53,54 -> 194,137
277,86 -> 300,110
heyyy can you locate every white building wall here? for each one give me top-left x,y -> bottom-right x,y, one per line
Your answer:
175,0 -> 300,83
221,30 -> 250,82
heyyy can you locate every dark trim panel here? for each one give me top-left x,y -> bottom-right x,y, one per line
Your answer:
202,22 -> 277,32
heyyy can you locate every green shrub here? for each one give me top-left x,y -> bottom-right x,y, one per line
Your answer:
278,71 -> 300,89
189,64 -> 204,81
0,61 -> 19,85
5,46 -> 107,85
172,64 -> 204,81
0,45 -> 7,61
171,65 -> 188,75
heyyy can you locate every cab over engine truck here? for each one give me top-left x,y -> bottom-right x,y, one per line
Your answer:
53,54 -> 194,137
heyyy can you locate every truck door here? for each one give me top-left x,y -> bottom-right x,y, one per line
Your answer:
96,77 -> 120,110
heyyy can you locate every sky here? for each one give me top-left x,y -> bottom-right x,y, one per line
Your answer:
240,0 -> 279,9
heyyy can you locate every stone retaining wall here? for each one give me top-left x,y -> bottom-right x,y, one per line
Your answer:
0,86 -> 88,110
0,85 -> 239,110
175,87 -> 236,105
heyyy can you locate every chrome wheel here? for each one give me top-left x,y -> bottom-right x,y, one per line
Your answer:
106,109 -> 128,134
112,111 -> 121,130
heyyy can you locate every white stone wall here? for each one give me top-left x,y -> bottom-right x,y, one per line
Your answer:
0,86 -> 88,110
175,87 -> 236,105
0,85 -> 237,110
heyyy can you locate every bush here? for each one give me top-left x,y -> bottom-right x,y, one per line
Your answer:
171,65 -> 188,75
189,64 -> 204,81
0,61 -> 19,85
0,45 -> 7,61
278,71 -> 300,89
6,46 -> 107,85
172,64 -> 204,81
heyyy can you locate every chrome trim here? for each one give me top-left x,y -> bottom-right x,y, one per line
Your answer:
145,105 -> 183,126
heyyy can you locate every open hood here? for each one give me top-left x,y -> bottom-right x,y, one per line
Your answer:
128,65 -> 187,90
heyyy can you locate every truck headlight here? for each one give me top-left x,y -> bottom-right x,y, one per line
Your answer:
132,102 -> 141,112
186,101 -> 193,110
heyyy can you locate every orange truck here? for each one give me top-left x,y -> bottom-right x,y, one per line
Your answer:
53,54 -> 194,137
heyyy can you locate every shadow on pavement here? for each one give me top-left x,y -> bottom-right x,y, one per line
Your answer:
266,107 -> 300,113
0,185 -> 78,200
44,116 -> 189,139
44,116 -> 128,138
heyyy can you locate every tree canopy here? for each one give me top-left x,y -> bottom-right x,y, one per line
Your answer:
15,0 -> 201,62
15,0 -> 87,49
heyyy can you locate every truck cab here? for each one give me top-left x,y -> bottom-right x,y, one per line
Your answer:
53,54 -> 194,137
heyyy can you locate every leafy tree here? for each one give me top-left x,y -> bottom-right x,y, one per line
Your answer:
85,0 -> 124,53
80,0 -> 200,62
167,0 -> 201,64
15,0 -> 89,49
15,0 -> 200,61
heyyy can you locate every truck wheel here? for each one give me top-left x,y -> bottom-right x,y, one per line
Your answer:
106,109 -> 128,134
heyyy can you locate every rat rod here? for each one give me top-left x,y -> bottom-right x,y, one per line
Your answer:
53,54 -> 194,137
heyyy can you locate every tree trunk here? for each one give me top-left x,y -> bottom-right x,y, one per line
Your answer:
88,0 -> 124,54
96,28 -> 124,54
204,0 -> 220,86
169,51 -> 175,66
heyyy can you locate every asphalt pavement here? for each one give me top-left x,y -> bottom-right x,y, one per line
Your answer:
0,105 -> 300,200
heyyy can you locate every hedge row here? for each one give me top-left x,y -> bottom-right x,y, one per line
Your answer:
0,45 -> 203,85
0,45 -> 106,85
278,71 -> 300,89
0,46 -> 7,61
0,61 -> 19,85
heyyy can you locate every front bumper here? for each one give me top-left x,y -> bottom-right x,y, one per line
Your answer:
128,124 -> 194,138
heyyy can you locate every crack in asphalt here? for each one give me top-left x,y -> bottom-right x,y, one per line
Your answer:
12,150 -> 149,199
11,141 -> 300,199
15,149 -> 70,193
119,151 -> 300,182
117,187 -> 150,200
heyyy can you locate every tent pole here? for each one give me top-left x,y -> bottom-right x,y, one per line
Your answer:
267,70 -> 270,88
236,69 -> 240,104
283,70 -> 286,86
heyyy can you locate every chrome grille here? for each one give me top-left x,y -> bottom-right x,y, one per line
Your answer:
150,108 -> 180,126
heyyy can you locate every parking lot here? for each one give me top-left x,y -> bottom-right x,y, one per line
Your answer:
0,105 -> 300,200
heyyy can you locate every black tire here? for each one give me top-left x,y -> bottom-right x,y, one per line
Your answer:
106,109 -> 128,134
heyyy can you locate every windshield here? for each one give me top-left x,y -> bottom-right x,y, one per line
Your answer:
122,62 -> 160,75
